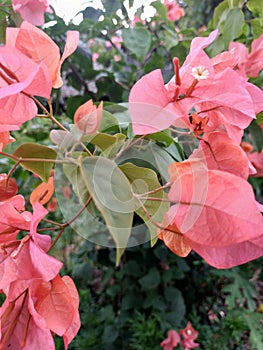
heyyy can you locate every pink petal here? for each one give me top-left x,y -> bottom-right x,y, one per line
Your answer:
0,291 -> 55,350
30,202 -> 48,242
245,82 -> 263,114
12,0 -> 53,26
191,131 -> 249,179
0,237 -> 62,298
248,151 -> 263,177
32,275 -> 75,336
188,238 -> 263,269
53,31 -> 79,88
247,33 -> 263,77
188,30 -> 218,56
129,70 -> 180,134
62,276 -> 81,349
168,169 -> 263,247
13,21 -> 60,86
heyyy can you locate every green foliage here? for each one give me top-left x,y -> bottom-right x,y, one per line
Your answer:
222,8 -> 245,46
122,28 -> 152,60
249,121 -> 263,152
128,312 -> 164,350
213,267 -> 257,310
13,143 -> 57,182
247,0 -> 263,18
120,162 -> 169,242
80,157 -> 135,264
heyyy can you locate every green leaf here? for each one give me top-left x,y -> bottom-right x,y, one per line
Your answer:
122,28 -> 151,60
0,0 -> 13,43
250,18 -> 263,38
82,7 -> 103,21
213,0 -> 230,28
13,143 -> 57,182
80,157 -> 134,265
99,110 -> 120,133
120,163 -> 169,242
117,142 -> 175,182
139,268 -> 161,290
61,162 -> 108,245
249,120 -> 263,152
83,133 -> 126,157
101,0 -> 122,14
247,0 -> 263,19
217,268 -> 257,311
145,130 -> 174,147
245,312 -> 263,349
161,26 -> 179,50
151,1 -> 168,20
222,8 -> 244,46
256,112 -> 263,125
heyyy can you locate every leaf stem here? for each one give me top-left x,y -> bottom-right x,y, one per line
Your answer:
49,196 -> 93,251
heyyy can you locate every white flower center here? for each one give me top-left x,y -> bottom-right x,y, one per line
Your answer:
191,66 -> 209,81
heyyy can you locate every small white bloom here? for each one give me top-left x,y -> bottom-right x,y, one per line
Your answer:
191,66 -> 209,81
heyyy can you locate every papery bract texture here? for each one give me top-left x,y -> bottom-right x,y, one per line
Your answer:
190,131 -> 249,179
248,151 -> 263,177
0,236 -> 63,298
6,21 -> 79,88
12,0 -> 53,26
129,29 -> 262,137
0,132 -> 15,151
30,275 -> 75,336
74,100 -> 103,134
0,290 -> 56,350
160,329 -> 180,350
0,174 -> 18,201
30,173 -> 55,205
162,165 -> 263,268
62,276 -> 81,350
0,195 -> 31,239
0,46 -> 52,131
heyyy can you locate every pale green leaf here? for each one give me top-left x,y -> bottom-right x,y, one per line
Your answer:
222,8 -> 244,46
13,143 -> 57,182
247,0 -> 263,19
80,156 -> 134,264
122,28 -> 151,60
120,162 -> 169,242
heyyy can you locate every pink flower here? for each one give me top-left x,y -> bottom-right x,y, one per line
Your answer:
248,151 -> 263,177
92,52 -> 99,63
132,15 -> 145,25
12,0 -> 53,26
161,330 -> 180,350
164,0 -> 185,21
0,274 -> 80,350
0,132 -> 15,151
160,158 -> 263,268
74,100 -> 103,134
180,322 -> 198,342
180,322 -> 199,350
0,174 -> 18,201
129,29 -> 263,141
105,36 -> 122,49
229,34 -> 263,78
0,45 -> 52,131
6,21 -> 79,89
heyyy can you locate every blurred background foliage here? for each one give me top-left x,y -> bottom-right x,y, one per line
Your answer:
1,0 -> 263,348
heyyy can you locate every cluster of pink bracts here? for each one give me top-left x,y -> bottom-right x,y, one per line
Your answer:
0,16 -> 80,349
0,174 -> 80,349
161,322 -> 199,350
129,29 -> 263,269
